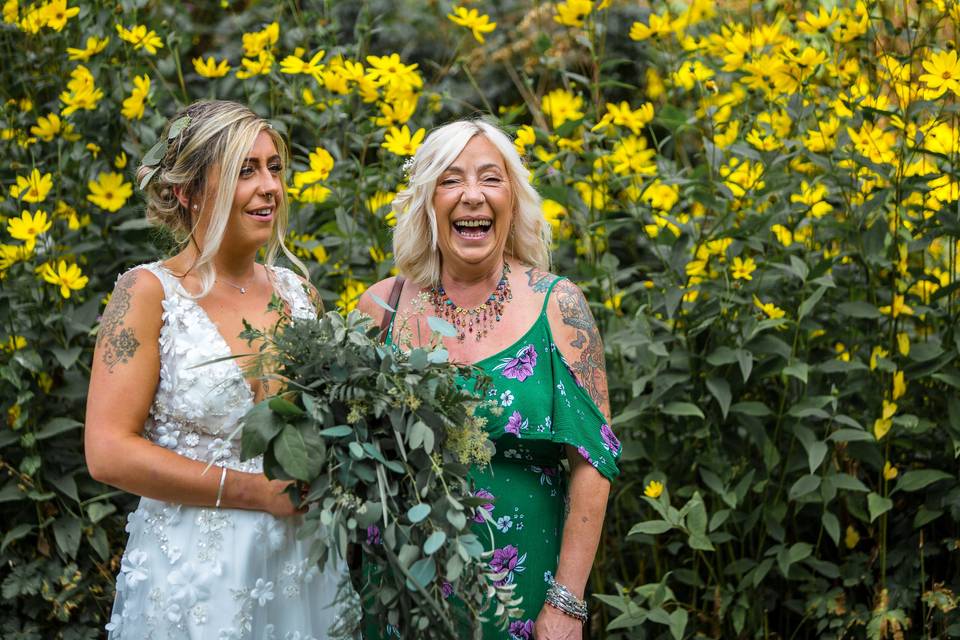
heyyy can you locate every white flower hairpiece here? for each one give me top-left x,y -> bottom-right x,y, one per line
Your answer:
401,156 -> 416,178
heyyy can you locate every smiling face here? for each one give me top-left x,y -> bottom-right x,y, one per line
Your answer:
432,134 -> 514,275
213,130 -> 283,253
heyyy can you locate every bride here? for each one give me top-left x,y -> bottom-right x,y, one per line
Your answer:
84,100 -> 344,639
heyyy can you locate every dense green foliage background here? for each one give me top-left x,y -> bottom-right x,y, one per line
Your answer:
2,0 -> 960,638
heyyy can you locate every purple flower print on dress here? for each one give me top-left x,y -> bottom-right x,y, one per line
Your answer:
489,544 -> 526,586
494,344 -> 538,382
441,581 -> 454,599
600,423 -> 621,455
366,525 -> 382,545
577,446 -> 591,463
509,619 -> 535,639
505,410 -> 528,436
472,489 -> 495,523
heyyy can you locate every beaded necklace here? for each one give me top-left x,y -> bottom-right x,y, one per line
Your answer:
429,263 -> 512,343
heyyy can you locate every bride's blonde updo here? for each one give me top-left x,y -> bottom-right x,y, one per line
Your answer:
136,100 -> 304,298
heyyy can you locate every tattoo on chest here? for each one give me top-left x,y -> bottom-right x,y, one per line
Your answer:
555,280 -> 608,413
525,266 -> 557,293
98,271 -> 141,372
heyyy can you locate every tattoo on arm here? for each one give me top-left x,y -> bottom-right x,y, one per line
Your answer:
554,279 -> 609,417
525,266 -> 557,293
97,271 -> 141,372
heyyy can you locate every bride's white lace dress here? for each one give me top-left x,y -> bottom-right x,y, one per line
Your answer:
106,262 -> 344,640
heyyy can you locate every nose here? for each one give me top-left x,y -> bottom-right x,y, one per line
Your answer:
460,181 -> 485,206
258,169 -> 280,201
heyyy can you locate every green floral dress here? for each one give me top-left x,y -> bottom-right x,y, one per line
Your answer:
375,276 -> 620,639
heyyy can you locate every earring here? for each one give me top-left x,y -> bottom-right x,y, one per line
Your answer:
192,204 -> 198,211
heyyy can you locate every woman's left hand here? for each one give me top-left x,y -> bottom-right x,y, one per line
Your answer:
534,604 -> 583,639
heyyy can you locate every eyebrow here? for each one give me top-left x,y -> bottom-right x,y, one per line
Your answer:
442,162 -> 504,174
242,154 -> 282,164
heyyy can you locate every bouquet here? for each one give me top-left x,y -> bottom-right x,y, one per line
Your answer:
239,300 -> 521,638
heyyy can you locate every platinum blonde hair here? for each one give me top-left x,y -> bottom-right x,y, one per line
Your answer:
392,119 -> 551,286
136,100 -> 307,298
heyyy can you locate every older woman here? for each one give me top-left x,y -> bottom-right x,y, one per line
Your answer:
358,119 -> 620,640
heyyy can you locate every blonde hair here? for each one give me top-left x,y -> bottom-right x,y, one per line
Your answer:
392,119 -> 551,286
136,100 -> 306,298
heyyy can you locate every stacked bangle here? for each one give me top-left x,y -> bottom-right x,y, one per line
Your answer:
215,466 -> 227,509
545,577 -> 588,622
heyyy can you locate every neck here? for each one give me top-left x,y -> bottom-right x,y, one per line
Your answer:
438,258 -> 507,307
180,243 -> 258,281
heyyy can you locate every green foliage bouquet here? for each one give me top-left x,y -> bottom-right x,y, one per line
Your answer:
238,304 -> 519,639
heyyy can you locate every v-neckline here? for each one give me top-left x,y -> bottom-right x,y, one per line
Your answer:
158,262 -> 284,403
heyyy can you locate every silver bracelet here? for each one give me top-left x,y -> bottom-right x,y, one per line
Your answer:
215,466 -> 227,509
545,577 -> 588,622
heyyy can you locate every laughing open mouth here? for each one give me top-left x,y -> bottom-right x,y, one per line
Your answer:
453,218 -> 492,238
246,207 -> 273,218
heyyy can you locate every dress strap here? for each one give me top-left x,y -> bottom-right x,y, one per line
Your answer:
538,275 -> 568,318
128,261 -> 174,299
381,276 -> 406,345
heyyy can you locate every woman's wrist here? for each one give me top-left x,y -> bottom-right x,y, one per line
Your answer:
545,576 -> 588,622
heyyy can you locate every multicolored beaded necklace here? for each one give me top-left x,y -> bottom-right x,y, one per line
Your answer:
429,263 -> 513,343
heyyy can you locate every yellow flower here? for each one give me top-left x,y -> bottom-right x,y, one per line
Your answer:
87,172 -> 133,212
114,152 -> 128,169
241,22 -> 279,58
7,209 -> 51,245
374,95 -> 418,127
920,49 -> 960,98
878,294 -> 913,318
41,0 -> 79,31
770,224 -> 793,247
86,142 -> 101,158
873,416 -> 892,440
59,65 -> 103,116
0,243 -> 33,270
672,60 -> 714,91
892,370 -> 906,401
603,292 -> 623,312
592,101 -> 654,135
66,36 -> 110,61
883,461 -> 898,481
870,345 -> 888,370
447,6 -> 497,43
30,112 -> 79,142
554,0 -> 592,28
381,125 -> 425,157
643,480 -> 664,498
514,124 -> 536,154
835,342 -> 851,362
338,279 -> 366,313
731,256 -> 756,280
192,56 -> 231,78
845,525 -> 860,549
3,0 -> 18,24
115,24 -> 164,54
235,51 -> 274,79
40,260 -> 89,299
640,179 -> 679,211
2,335 -> 27,352
121,74 -> 150,120
10,169 -> 53,203
797,6 -> 839,34
365,54 -> 423,94
790,181 -> 833,218
630,12 -> 673,41
541,88 -> 584,129
896,332 -> 909,356
542,199 -> 569,238
753,296 -> 786,320
279,50 -> 325,78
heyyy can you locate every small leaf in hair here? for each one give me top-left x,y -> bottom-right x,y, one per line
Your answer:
139,167 -> 158,191
142,140 -> 166,166
167,115 -> 191,140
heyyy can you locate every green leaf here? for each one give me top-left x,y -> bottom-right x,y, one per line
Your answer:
730,401 -> 771,416
867,492 -> 893,522
36,417 -> 82,440
783,361 -> 809,384
669,608 -> 688,640
53,516 -> 82,558
406,557 -> 436,590
662,402 -> 704,419
275,424 -> 314,481
86,502 -> 116,524
269,397 -> 305,417
408,503 -> 431,523
1,524 -> 32,553
317,425 -> 353,437
241,401 -> 283,460
685,493 -> 708,537
805,442 -> 828,474
828,428 -> 874,442
830,473 -> 870,492
837,301 -> 881,318
894,470 -> 952,493
822,511 -> 840,546
628,520 -> 672,536
423,530 -> 446,555
167,114 -> 191,139
51,346 -> 82,369
141,140 -> 166,166
789,474 -> 821,500
409,349 -> 428,370
705,377 -> 731,420
798,285 -> 828,320
426,315 -> 457,338
736,349 -> 753,382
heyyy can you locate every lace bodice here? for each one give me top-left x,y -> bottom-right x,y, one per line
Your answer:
134,262 -> 315,474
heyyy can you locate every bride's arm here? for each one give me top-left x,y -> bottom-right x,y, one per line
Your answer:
84,268 -> 300,517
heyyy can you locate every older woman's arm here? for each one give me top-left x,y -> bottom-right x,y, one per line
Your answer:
536,277 -> 613,639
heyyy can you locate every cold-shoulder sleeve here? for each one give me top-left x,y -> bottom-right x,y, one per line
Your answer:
549,343 -> 621,481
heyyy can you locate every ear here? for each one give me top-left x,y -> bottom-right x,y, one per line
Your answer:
172,186 -> 190,210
